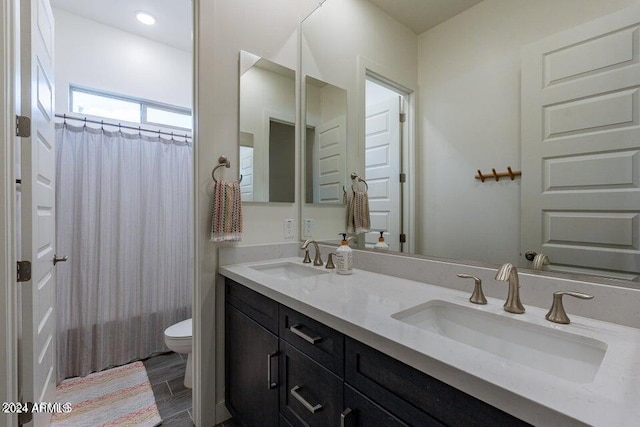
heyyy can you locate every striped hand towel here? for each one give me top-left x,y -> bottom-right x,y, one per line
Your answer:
210,180 -> 243,242
345,190 -> 370,234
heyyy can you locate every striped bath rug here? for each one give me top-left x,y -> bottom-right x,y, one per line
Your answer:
50,361 -> 161,427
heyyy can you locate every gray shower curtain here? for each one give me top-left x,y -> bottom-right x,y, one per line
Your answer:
55,124 -> 193,381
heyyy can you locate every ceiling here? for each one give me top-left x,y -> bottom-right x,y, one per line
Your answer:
50,0 -> 482,52
367,0 -> 484,35
50,0 -> 193,51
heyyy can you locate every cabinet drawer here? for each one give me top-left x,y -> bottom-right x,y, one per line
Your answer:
226,278 -> 279,334
345,338 -> 529,427
280,340 -> 343,427
342,384 -> 413,427
280,305 -> 344,376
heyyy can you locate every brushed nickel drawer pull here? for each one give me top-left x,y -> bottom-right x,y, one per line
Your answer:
290,324 -> 322,344
267,352 -> 278,389
340,408 -> 352,427
291,385 -> 322,414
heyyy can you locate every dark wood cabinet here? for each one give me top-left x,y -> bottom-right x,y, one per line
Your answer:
224,278 -> 528,427
342,384 -> 411,427
345,338 -> 528,427
225,304 -> 279,427
279,339 -> 343,426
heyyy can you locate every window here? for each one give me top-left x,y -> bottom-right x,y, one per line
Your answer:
70,86 -> 192,130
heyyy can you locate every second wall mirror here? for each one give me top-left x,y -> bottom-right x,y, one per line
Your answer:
239,50 -> 296,203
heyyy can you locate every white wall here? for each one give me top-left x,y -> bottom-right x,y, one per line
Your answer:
417,0 -> 640,264
195,0 -> 318,424
53,8 -> 192,114
301,0 -> 418,241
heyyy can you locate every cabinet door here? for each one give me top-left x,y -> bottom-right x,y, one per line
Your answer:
280,340 -> 343,427
226,304 -> 279,427
341,385 -> 411,427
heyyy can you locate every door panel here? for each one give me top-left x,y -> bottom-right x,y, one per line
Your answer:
20,0 -> 57,424
521,5 -> 640,278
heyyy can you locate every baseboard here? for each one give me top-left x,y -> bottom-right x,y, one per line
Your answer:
216,401 -> 232,424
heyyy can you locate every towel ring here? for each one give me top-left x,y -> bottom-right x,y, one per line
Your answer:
212,156 -> 243,184
350,172 -> 368,192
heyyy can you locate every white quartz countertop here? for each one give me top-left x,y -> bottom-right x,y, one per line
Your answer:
219,258 -> 640,426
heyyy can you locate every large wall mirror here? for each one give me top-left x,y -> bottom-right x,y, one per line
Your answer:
239,50 -> 296,203
300,0 -> 640,284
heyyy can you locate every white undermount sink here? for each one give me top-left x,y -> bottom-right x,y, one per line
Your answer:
250,262 -> 329,281
391,300 -> 607,383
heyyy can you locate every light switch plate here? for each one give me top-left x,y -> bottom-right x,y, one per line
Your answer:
284,219 -> 294,238
304,218 -> 314,237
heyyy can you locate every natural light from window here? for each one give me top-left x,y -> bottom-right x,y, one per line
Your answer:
71,91 -> 141,124
147,107 -> 192,130
70,87 -> 192,131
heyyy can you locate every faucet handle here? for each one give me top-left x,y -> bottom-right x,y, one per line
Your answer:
545,291 -> 594,324
457,274 -> 487,305
325,253 -> 337,269
302,249 -> 312,264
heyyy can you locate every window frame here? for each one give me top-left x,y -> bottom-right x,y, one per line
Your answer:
69,85 -> 192,131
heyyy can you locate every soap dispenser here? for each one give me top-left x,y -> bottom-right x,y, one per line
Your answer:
336,233 -> 353,275
374,231 -> 389,251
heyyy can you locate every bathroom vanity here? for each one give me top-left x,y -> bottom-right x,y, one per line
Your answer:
224,277 -> 524,426
219,246 -> 640,427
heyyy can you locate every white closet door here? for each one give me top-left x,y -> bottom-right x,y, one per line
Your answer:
20,0 -> 58,425
521,5 -> 640,280
365,97 -> 400,251
313,115 -> 346,203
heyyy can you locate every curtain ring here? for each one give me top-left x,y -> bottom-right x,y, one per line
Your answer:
83,117 -> 87,129
101,120 -> 104,131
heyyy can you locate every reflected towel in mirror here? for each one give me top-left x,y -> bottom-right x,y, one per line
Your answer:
345,190 -> 370,234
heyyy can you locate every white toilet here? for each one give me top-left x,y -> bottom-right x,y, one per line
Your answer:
164,318 -> 193,388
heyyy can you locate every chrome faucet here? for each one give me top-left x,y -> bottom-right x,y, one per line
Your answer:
301,240 -> 323,266
495,263 -> 525,314
532,253 -> 550,271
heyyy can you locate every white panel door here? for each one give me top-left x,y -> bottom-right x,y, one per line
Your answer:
313,116 -> 346,203
365,97 -> 400,251
521,5 -> 640,280
239,145 -> 254,201
20,0 -> 57,424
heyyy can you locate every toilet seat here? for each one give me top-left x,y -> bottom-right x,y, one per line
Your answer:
164,318 -> 192,339
164,318 -> 192,354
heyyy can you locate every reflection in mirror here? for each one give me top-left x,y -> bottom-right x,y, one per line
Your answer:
304,76 -> 347,204
239,51 -> 295,203
300,0 -> 640,284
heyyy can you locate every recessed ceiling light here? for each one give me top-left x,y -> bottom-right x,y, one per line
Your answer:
136,11 -> 155,25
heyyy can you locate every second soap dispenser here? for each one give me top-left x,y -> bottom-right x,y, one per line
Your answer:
374,231 -> 389,251
335,233 -> 353,275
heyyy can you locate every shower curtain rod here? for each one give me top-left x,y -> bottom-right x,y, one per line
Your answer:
54,114 -> 192,140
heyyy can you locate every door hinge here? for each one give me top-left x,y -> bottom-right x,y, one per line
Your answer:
18,407 -> 33,425
399,173 -> 406,183
16,115 -> 31,138
399,113 -> 406,123
17,261 -> 31,282
399,234 -> 407,243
